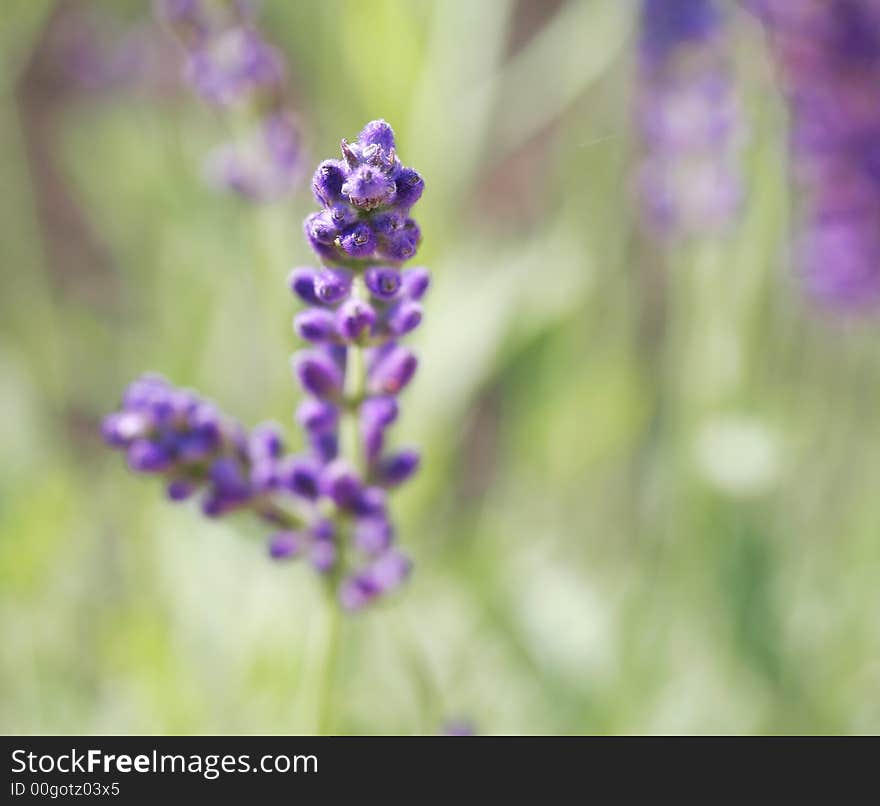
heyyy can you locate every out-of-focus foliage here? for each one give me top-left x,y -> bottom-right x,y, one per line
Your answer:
1,0 -> 879,735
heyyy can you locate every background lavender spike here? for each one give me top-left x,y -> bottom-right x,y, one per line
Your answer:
748,0 -> 880,310
635,0 -> 743,239
155,0 -> 304,202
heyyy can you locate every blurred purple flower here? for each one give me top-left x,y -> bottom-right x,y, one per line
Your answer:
184,25 -> 283,105
155,0 -> 304,202
635,0 -> 743,239
749,0 -> 880,310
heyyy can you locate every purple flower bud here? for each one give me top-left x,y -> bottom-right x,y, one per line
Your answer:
191,401 -> 221,431
304,211 -> 338,245
294,308 -> 337,343
339,573 -> 381,611
338,222 -> 377,258
310,431 -> 338,463
312,160 -> 346,206
269,530 -> 303,560
209,457 -> 251,500
364,266 -> 402,299
250,460 -> 281,493
358,119 -> 396,153
354,515 -> 393,554
120,380 -> 152,411
278,455 -> 321,499
392,168 -> 424,209
328,202 -> 357,229
319,459 -> 363,509
372,549 -> 412,590
342,165 -> 396,210
371,210 -> 405,236
368,344 -> 418,395
249,422 -> 285,460
292,350 -> 343,398
336,298 -> 376,341
102,412 -> 149,446
307,238 -> 340,263
386,301 -> 423,336
295,398 -> 338,434
314,268 -> 352,304
353,485 -> 388,517
176,429 -> 218,462
339,550 -> 411,610
360,396 -> 398,462
374,449 -> 420,488
200,492 -> 227,518
166,479 -> 197,501
361,395 -> 399,427
167,389 -> 197,419
127,440 -> 173,473
381,219 -> 421,261
400,267 -> 431,301
288,266 -> 322,305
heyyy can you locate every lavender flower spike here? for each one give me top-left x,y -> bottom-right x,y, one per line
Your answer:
103,122 -> 426,612
290,120 -> 427,609
748,0 -> 880,311
635,0 -> 742,239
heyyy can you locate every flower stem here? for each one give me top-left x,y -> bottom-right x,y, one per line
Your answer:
315,586 -> 341,735
342,273 -> 368,476
297,583 -> 341,734
308,273 -> 369,735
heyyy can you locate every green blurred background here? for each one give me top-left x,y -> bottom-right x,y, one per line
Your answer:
1,0 -> 879,735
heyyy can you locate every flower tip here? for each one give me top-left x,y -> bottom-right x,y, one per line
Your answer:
401,267 -> 431,301
358,119 -> 396,153
166,479 -> 197,501
269,530 -> 302,560
364,266 -> 402,299
292,350 -> 343,398
376,449 -> 421,488
319,458 -> 363,509
336,298 -> 377,341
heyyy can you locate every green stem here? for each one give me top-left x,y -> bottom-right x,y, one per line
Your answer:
297,586 -> 341,735
315,589 -> 341,735
342,274 -> 368,476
